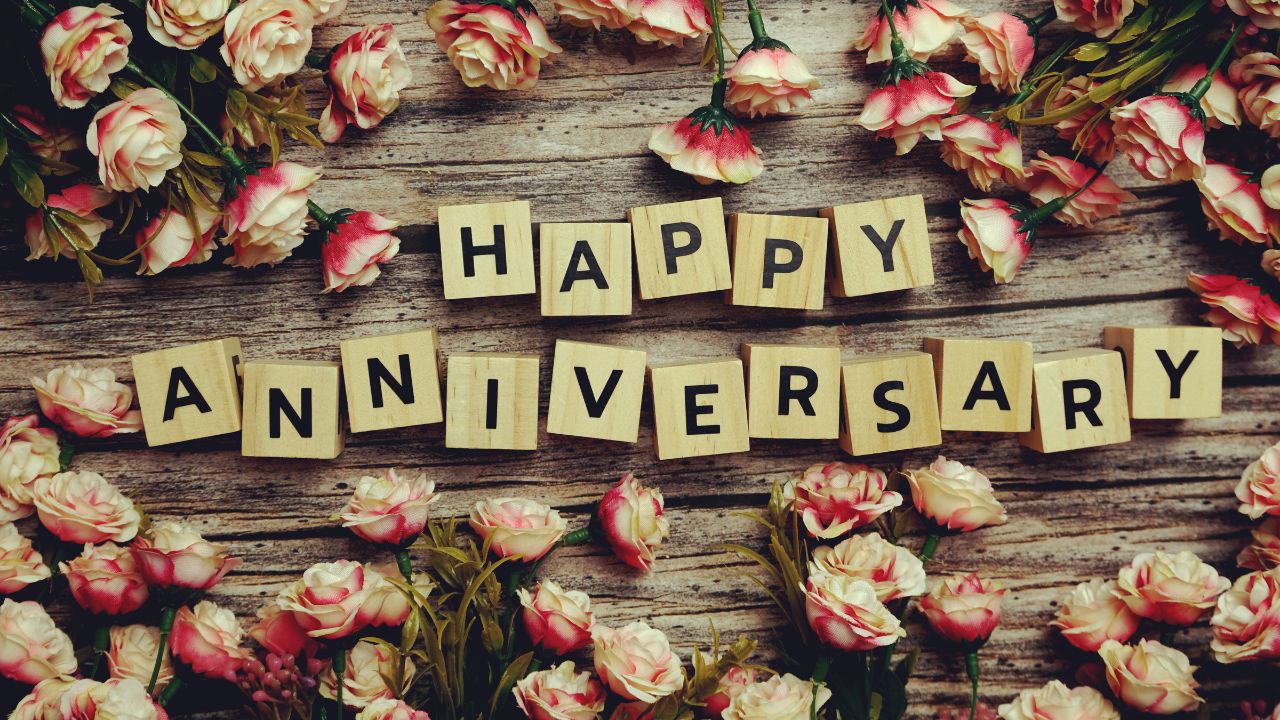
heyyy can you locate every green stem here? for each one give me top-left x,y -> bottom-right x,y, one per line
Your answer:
89,625 -> 110,680
124,61 -> 246,178
147,607 -> 176,695
966,652 -> 980,720
710,0 -> 726,80
862,652 -> 873,718
746,0 -> 766,41
562,527 -> 592,546
1188,22 -> 1244,102
1022,6 -> 1055,34
918,534 -> 941,565
158,675 -> 184,707
308,200 -> 338,233
333,646 -> 347,716
810,656 -> 831,720
394,549 -> 413,583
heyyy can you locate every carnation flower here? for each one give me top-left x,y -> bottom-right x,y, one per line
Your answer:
131,520 -> 240,591
34,470 -> 140,544
1099,639 -> 1202,715
1231,52 -> 1280,137
340,468 -> 436,546
803,571 -> 905,651
61,542 -> 149,615
322,211 -> 402,292
1209,568 -> 1280,664
907,456 -> 1006,532
786,461 -> 902,539
12,105 -> 82,164
649,86 -> 764,185
956,197 -> 1033,284
1238,442 -> 1280,519
146,0 -> 231,49
997,680 -> 1120,720
1187,273 -> 1280,347
554,0 -> 631,30
723,673 -> 832,720
1115,549 -> 1230,626
469,497 -> 567,562
107,625 -> 173,693
426,0 -> 562,90
24,185 -> 114,262
170,600 -> 254,679
725,45 -> 821,119
0,524 -> 50,595
219,0 -> 314,90
959,12 -> 1037,93
1022,152 -> 1135,227
919,573 -> 1005,648
622,0 -> 710,47
88,88 -> 187,193
513,660 -> 607,720
810,532 -> 926,602
940,114 -> 1024,192
597,473 -> 670,572
0,414 -> 60,523
276,560 -> 409,640
1110,95 -> 1206,183
1164,62 -> 1242,128
858,71 -> 975,155
1047,77 -> 1116,162
320,638 -> 415,708
1239,517 -> 1280,570
0,599 -> 77,684
518,580 -> 595,656
136,205 -> 220,276
1053,0 -> 1134,37
1194,161 -> 1280,245
221,162 -> 320,268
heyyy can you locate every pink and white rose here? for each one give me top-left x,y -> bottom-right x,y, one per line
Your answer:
321,638 -> 414,708
322,211 -> 401,292
0,415 -> 60,523
1209,568 -> 1280,663
87,88 -> 186,193
649,111 -> 764,185
340,468 -> 436,546
858,71 -> 976,155
34,470 -> 139,544
25,185 -> 114,261
276,560 -> 409,641
554,0 -> 631,30
787,461 -> 902,539
131,520 -> 239,591
725,46 -> 821,118
319,24 -> 411,143
32,364 -> 141,438
1194,161 -> 1280,245
592,621 -> 684,703
940,114 -> 1024,192
1238,442 -> 1280,519
722,673 -> 832,720
997,681 -> 1120,720
170,600 -> 253,680
249,603 -> 318,658
469,497 -> 567,562
136,205 -> 220,276
957,197 -> 1033,284
1051,578 -> 1139,652
1022,152 -> 1136,227
803,571 -> 905,651
513,660 -> 607,720
219,0 -> 314,90
959,12 -> 1037,93
222,162 -> 320,268
1114,549 -> 1230,626
13,105 -> 82,164
597,473 -> 670,572
622,0 -> 710,47
1047,77 -> 1116,162
57,678 -> 169,720
146,0 -> 230,49
0,524 -> 50,595
1164,62 -> 1243,128
919,573 -> 1005,648
856,0 -> 968,64
40,4 -> 132,109
1187,273 -> 1280,347
810,532 -> 926,602
518,580 -> 595,656
426,1 -> 562,90
10,677 -> 78,720
107,625 -> 173,694
1226,0 -> 1280,28
1231,52 -> 1280,137
1098,639 -> 1201,715
907,456 -> 1006,532
1240,517 -> 1280,570
704,666 -> 754,718
1264,164 -> 1280,210
1110,95 -> 1206,183
62,542 -> 149,616
1053,0 -> 1134,37
0,599 -> 77,684
357,699 -> 432,720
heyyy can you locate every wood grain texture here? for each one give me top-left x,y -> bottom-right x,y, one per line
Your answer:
1,0 -> 1277,716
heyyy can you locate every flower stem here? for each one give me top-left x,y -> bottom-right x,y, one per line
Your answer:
811,655 -> 832,683
1022,6 -> 1055,34
332,645 -> 347,716
89,624 -> 110,679
710,0 -> 726,81
158,675 -> 184,707
966,652 -> 981,720
562,527 -> 592,546
746,0 -> 767,41
394,549 -> 413,583
918,534 -> 941,565
307,200 -> 338,233
1188,22 -> 1244,102
147,606 -> 176,695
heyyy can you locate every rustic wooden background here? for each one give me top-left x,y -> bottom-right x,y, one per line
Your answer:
1,0 -> 1276,716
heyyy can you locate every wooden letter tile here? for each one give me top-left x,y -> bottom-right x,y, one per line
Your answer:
539,223 -> 633,316
340,329 -> 443,433
839,351 -> 941,456
628,198 -> 731,300
1103,326 -> 1222,419
743,343 -> 841,439
648,358 -> 749,460
924,337 -> 1033,432
820,195 -> 933,297
445,353 -> 540,450
438,201 -> 536,300
1019,349 -> 1130,453
547,340 -> 646,443
729,213 -> 829,310
132,338 -> 243,447
242,360 -> 343,459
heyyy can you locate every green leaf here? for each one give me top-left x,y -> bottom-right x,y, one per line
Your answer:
58,439 -> 75,470
1108,4 -> 1154,44
893,647 -> 921,685
189,55 -> 217,83
109,78 -> 142,100
875,665 -> 908,720
9,160 -> 44,207
0,134 -> 8,168
1071,42 -> 1109,62
486,652 -> 532,718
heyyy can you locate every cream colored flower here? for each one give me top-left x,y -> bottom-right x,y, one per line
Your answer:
1099,639 -> 1201,715
723,673 -> 832,720
906,455 -> 1006,532
87,88 -> 187,192
0,599 -> 77,684
33,471 -> 140,544
810,532 -> 925,602
1114,550 -> 1230,626
321,638 -> 415,708
219,0 -> 314,90
0,524 -> 50,595
107,625 -> 173,694
1051,578 -> 1138,652
997,680 -> 1119,720
146,0 -> 230,49
592,621 -> 683,703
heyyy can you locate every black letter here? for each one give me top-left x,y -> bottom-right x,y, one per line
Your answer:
777,366 -> 818,417
485,378 -> 499,430
1063,379 -> 1102,430
367,354 -> 414,409
460,225 -> 508,277
575,367 -> 623,418
162,367 -> 211,422
862,219 -> 905,272
268,388 -> 312,438
762,238 -> 803,289
661,222 -> 702,275
962,361 -> 1011,411
873,380 -> 910,432
1155,349 -> 1198,399
684,384 -> 719,435
559,241 -> 609,292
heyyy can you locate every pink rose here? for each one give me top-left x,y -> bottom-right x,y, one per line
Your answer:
856,0 -> 968,64
136,205 -> 219,276
1239,517 -> 1280,570
1164,62 -> 1243,128
146,0 -> 230,49
1022,152 -> 1135,227
1187,273 -> 1280,347
219,0 -> 314,90
723,673 -> 832,720
276,560 -> 409,641
622,0 -> 710,47
426,1 -> 562,90
319,24 -> 411,143
858,71 -> 976,155
959,12 -> 1037,93
788,461 -> 902,539
1110,95 -> 1206,183
919,573 -> 1005,648
61,542 -> 150,616
299,0 -> 346,22
0,598 -> 77,684
1231,52 -> 1280,138
1194,161 -> 1280,245
24,185 -> 114,261
340,469 -> 436,546
1264,164 -> 1280,210
320,638 -> 415,709
1115,550 -> 1230,626
703,666 -> 754,718
1238,442 -> 1280,519
597,473 -> 670,572
221,162 -> 320,268
1053,0 -> 1133,37
107,625 -> 173,694
39,4 -> 132,109
1099,639 -> 1201,715
810,532 -> 926,602
997,681 -> 1120,720
1226,0 -> 1280,28
0,524 -> 50,595
649,104 -> 764,185
170,601 -> 253,680
513,660 -> 606,720
357,699 -> 432,720
592,621 -> 684,703
57,678 -> 169,720
322,211 -> 402,292
34,471 -> 139,544
1047,77 -> 1116,162
87,88 -> 186,193
957,198 -> 1033,284
31,363 -> 141,438
131,520 -> 239,591
1210,568 -> 1280,663
803,571 -> 905,651
518,580 -> 595,655
13,105 -> 82,164
725,46 -> 821,119
11,677 -> 78,720
1051,579 -> 1139,652
250,603 -> 319,658
554,0 -> 631,30
0,414 -> 61,523
907,456 -> 1007,532
469,498 -> 567,562
940,115 -> 1024,192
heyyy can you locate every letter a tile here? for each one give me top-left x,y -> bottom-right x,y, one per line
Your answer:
132,338 -> 243,447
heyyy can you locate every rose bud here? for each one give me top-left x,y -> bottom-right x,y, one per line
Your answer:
996,680 -> 1120,720
469,497 -> 567,562
357,699 -> 431,720
592,621 -> 684,703
170,600 -> 253,679
1209,568 -> 1280,663
58,678 -> 168,720
136,205 -> 219,276
220,0 -> 314,90
0,414 -> 60,523
554,0 -> 632,31
221,162 -> 320,269
1239,517 -> 1280,570
810,532 -> 926,602
1022,152 -> 1135,227
622,0 -> 710,47
859,71 -> 976,155
803,571 -> 905,651
518,580 -> 595,656
24,185 -> 114,262
1195,161 -> 1280,245
322,211 -> 402,292
597,473 -> 670,572
1050,579 -> 1139,653
250,602 -> 318,658
1109,95 -> 1206,183
723,673 -> 831,720
61,542 -> 149,615
787,461 -> 902,539
146,0 -> 230,49
0,524 -> 50,595
1052,0 -> 1133,37
959,12 -> 1038,93
907,456 -> 1006,532
425,1 -> 562,91
1238,442 -> 1280,519
12,105 -> 82,164
703,666 -> 754,718
940,115 -> 1024,192
33,471 -> 140,544
107,625 -> 173,694
321,638 -> 414,708
340,469 -> 436,546
1046,77 -> 1116,162
956,198 -> 1034,284
513,660 -> 606,720
131,520 -> 239,592
919,573 -> 1005,649
855,0 -> 967,64
39,3 -> 132,109
87,88 -> 187,193
1187,273 -> 1280,347
319,24 -> 411,143
725,45 -> 821,119
32,364 -> 142,438
11,677 -> 78,719
0,599 -> 77,684
1098,639 -> 1201,715
277,560 -> 408,641
1231,52 -> 1280,138
1114,550 -> 1230,626
1163,62 -> 1243,128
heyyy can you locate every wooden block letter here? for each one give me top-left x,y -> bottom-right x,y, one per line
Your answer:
540,223 -> 633,316
839,351 -> 941,456
445,353 -> 539,450
339,329 -> 443,433
1103,326 -> 1222,419
628,198 -> 731,300
648,359 -> 749,460
132,338 -> 243,447
242,361 -> 343,459
439,201 -> 536,300
924,337 -> 1033,432
547,340 -> 646,442
743,344 -> 841,439
730,213 -> 829,310
1019,349 -> 1130,453
820,195 -> 933,297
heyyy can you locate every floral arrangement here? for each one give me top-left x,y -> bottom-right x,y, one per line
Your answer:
2,361 -> 1279,719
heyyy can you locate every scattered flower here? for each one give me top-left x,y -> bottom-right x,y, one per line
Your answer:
1052,0 -> 1134,37
554,0 -> 631,30
1164,62 -> 1242,128
1209,568 -> 1280,663
170,600 -> 254,679
1051,578 -> 1139,652
146,0 -> 231,49
956,197 -> 1033,284
39,4 -> 132,109
24,185 -> 114,262
321,637 -> 415,708
1098,639 -> 1202,715
131,520 -> 240,591
61,542 -> 150,615
858,71 -> 976,155
940,114 -> 1024,192
1109,95 -> 1206,183
0,598 -> 77,684
518,580 -> 595,656
1239,517 -> 1280,570
136,205 -> 220,276
221,161 -> 320,268
425,0 -> 562,90
722,673 -> 832,720
1231,52 -> 1280,138
725,46 -> 821,118
340,468 -> 436,546
919,572 -> 1005,648
622,0 -> 710,47
1114,549 -> 1230,626
0,524 -> 50,595
959,12 -> 1037,93
0,414 -> 60,524
31,363 -> 142,438
469,497 -> 567,562
649,94 -> 764,185
220,0 -> 315,91
1022,152 -> 1135,227
107,624 -> 173,694
319,24 -> 411,143
856,0 -> 968,63
787,461 -> 902,539
34,470 -> 140,544
907,456 -> 1006,532
1238,442 -> 1280,518
996,680 -> 1120,720
275,560 -> 409,640
1194,161 -> 1280,245
322,211 -> 402,292
592,621 -> 684,703
1187,272 -> 1280,347
597,473 -> 670,572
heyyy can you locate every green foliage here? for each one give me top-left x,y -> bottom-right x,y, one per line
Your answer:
224,83 -> 321,166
